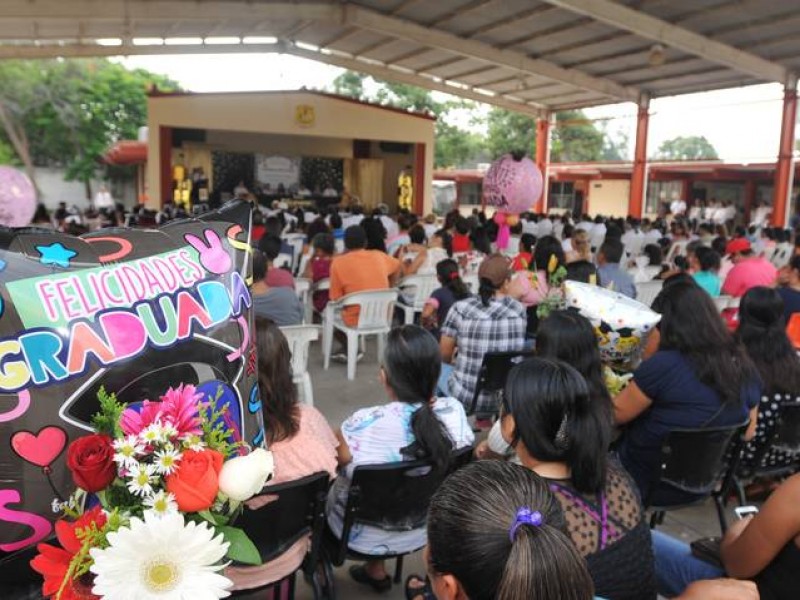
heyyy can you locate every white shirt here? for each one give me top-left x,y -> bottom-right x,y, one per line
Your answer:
537,217 -> 554,237
327,399 -> 474,554
644,229 -> 662,245
553,221 -> 565,240
621,229 -> 645,258
590,223 -> 607,251
521,219 -> 538,235
423,223 -> 438,239
342,214 -> 364,229
577,221 -> 595,235
670,200 -> 687,215
380,215 -> 399,239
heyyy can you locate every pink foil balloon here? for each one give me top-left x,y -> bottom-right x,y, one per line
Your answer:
483,153 -> 543,215
0,167 -> 37,227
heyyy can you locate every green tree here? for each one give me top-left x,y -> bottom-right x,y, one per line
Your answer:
329,71 -> 482,168
655,135 -> 718,160
0,59 -> 178,197
486,108 -> 619,162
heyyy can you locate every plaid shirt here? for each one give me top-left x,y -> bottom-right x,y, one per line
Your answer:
441,296 -> 527,413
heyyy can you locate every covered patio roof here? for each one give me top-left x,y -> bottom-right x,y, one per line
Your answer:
0,0 -> 796,117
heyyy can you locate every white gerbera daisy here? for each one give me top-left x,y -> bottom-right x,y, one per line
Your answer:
153,447 -> 182,475
127,463 -> 158,497
113,435 -> 145,469
90,511 -> 232,600
143,491 -> 178,517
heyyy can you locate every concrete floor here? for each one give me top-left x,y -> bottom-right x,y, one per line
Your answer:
290,337 -> 731,600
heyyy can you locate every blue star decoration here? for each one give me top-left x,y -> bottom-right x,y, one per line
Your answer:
36,242 -> 78,269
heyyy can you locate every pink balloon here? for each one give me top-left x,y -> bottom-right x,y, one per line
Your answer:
0,167 -> 36,227
483,154 -> 543,215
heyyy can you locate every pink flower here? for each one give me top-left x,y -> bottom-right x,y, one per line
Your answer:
160,384 -> 203,438
120,385 -> 203,438
120,400 -> 164,437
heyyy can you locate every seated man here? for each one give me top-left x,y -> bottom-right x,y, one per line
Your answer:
251,250 -> 304,326
597,238 -> 637,299
330,225 -> 401,329
722,238 -> 778,297
259,234 -> 295,290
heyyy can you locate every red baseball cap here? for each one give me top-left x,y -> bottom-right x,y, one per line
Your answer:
726,238 -> 751,255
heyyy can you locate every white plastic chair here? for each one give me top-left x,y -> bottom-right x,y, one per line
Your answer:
295,278 -> 311,322
282,234 -> 305,274
274,252 -> 293,271
462,274 -> 479,293
279,325 -> 320,406
322,289 -> 399,380
397,274 -> 440,324
713,295 -> 734,313
306,277 -> 331,323
635,279 -> 664,308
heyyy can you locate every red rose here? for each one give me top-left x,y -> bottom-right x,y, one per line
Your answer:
66,434 -> 116,493
166,449 -> 223,512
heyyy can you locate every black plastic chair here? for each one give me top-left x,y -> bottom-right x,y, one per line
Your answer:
324,446 -> 473,599
233,471 -> 330,600
645,420 -> 749,534
469,350 -> 535,416
732,400 -> 800,505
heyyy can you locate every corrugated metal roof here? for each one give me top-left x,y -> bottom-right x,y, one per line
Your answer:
0,0 -> 796,115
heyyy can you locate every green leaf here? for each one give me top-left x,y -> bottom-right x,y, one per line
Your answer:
217,526 -> 262,566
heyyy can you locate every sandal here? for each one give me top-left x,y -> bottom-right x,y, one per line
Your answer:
349,564 -> 392,593
405,575 -> 434,600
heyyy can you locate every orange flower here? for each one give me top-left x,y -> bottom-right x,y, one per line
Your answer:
165,449 -> 223,512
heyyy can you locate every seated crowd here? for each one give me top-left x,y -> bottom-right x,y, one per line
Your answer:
236,202 -> 800,599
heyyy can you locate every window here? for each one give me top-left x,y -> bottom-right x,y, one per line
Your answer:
549,181 -> 575,210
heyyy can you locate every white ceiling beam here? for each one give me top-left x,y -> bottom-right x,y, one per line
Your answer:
342,4 -> 638,102
285,45 -> 545,118
538,0 -> 787,83
0,43 -> 280,59
0,1 -> 340,22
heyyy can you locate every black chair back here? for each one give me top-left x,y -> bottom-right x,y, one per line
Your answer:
235,471 -> 330,564
469,350 -> 535,415
651,420 -> 749,501
333,446 -> 472,564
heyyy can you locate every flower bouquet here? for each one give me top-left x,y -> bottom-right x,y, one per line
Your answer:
31,385 -> 273,600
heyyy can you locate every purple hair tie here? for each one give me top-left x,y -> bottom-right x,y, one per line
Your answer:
509,507 -> 543,542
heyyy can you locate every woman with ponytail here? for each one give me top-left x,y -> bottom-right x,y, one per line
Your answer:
327,325 -> 474,593
409,461 -> 595,600
438,254 -> 527,415
500,357 -> 657,600
421,258 -> 471,338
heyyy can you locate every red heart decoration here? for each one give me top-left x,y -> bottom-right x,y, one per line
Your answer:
11,427 -> 67,467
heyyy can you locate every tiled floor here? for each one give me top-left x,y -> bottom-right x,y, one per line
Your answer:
290,338 -> 731,600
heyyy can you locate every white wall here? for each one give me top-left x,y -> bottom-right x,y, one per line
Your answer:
587,179 -> 630,217
31,167 -> 136,210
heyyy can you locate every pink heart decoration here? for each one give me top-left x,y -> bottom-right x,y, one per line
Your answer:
11,427 -> 67,467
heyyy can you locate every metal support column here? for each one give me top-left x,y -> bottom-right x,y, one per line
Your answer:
773,76 -> 798,227
629,94 -> 650,218
535,113 -> 551,213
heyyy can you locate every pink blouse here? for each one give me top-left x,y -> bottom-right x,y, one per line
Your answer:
511,269 -> 550,307
226,405 -> 338,591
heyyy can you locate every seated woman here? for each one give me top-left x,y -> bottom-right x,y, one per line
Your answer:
736,287 -> 800,473
652,473 -> 800,600
479,310 -> 610,462
509,235 -> 566,337
438,254 -> 527,415
421,259 -> 471,339
499,357 -> 657,600
301,232 -> 335,315
226,318 -> 339,594
399,225 -> 450,277
328,325 -> 474,592
408,460 -> 596,600
613,282 -> 760,503
566,228 -> 592,263
511,232 -> 537,271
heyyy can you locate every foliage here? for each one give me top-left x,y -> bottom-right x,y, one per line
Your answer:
0,59 -> 179,194
655,135 -> 719,160
330,71 -> 482,168
91,387 -> 126,438
486,108 -> 626,162
199,384 -> 243,458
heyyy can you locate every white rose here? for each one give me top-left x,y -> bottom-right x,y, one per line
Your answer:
218,448 -> 275,501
